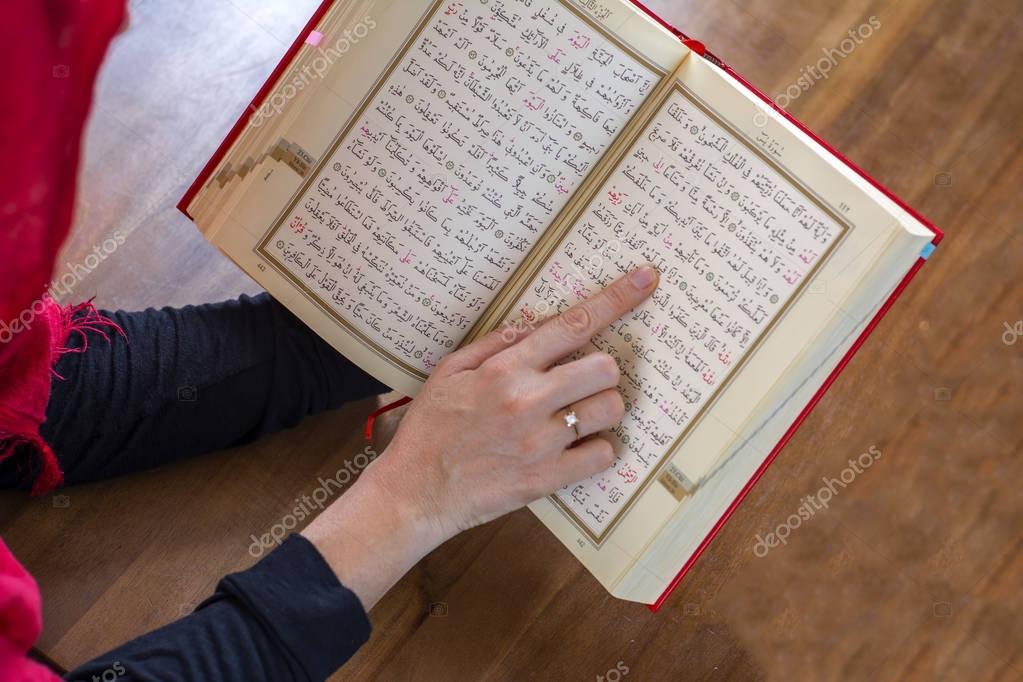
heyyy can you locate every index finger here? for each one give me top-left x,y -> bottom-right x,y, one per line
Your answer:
510,265 -> 659,369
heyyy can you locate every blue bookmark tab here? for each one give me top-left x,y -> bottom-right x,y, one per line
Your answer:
920,243 -> 936,260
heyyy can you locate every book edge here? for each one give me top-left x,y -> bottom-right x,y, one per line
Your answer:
648,256 -> 928,610
176,0 -> 339,220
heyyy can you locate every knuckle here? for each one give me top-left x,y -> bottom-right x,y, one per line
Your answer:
591,396 -> 617,427
433,354 -> 453,373
499,328 -> 520,345
479,360 -> 524,408
591,439 -> 616,468
499,386 -> 533,415
559,303 -> 594,337
518,469 -> 549,499
608,391 -> 626,421
491,327 -> 516,345
481,355 -> 513,382
594,352 -> 620,384
518,391 -> 541,414
603,280 -> 632,310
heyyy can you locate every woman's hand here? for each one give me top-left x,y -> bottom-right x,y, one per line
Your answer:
376,264 -> 660,537
303,265 -> 659,608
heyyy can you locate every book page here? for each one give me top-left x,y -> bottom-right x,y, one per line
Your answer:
520,54 -> 931,593
184,0 -> 690,394
510,82 -> 848,545
245,0 -> 677,390
617,231 -> 928,603
185,0 -> 686,233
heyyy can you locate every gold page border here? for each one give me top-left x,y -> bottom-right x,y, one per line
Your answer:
254,0 -> 667,383
495,82 -> 852,545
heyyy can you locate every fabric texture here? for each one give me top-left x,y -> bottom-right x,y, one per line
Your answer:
0,294 -> 386,488
0,4 -> 385,680
0,3 -> 126,680
1,295 -> 387,679
64,535 -> 372,682
0,1 -> 127,491
0,537 -> 56,681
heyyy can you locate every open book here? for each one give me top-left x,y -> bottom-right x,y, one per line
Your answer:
179,0 -> 941,607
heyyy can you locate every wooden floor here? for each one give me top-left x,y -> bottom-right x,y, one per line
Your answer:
2,0 -> 1021,679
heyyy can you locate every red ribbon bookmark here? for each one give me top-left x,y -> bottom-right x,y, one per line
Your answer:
364,396 -> 413,441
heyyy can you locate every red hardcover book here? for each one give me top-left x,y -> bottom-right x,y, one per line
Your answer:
624,0 -> 942,612
179,0 -> 942,610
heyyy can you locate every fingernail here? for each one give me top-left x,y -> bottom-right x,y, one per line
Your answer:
629,265 -> 658,290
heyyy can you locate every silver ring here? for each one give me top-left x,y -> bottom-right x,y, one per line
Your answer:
564,409 -> 581,439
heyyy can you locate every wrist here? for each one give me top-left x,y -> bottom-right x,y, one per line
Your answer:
300,445 -> 451,609
362,444 -> 454,549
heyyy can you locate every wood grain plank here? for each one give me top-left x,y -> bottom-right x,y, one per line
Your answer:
1,0 -> 1020,679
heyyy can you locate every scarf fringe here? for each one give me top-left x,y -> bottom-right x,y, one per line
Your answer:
0,300 -> 123,495
51,298 -> 125,379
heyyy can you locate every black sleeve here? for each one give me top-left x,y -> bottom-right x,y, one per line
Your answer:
65,535 -> 371,682
1,293 -> 388,491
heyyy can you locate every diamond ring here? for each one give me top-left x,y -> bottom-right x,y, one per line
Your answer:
564,409 -> 581,439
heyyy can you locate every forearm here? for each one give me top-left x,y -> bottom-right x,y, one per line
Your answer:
65,536 -> 369,682
301,450 -> 450,610
28,294 -> 387,489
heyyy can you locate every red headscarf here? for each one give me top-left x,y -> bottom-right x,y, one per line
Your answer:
0,1 -> 127,494
1,2 -> 126,679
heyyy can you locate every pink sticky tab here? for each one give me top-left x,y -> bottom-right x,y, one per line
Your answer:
306,30 -> 324,47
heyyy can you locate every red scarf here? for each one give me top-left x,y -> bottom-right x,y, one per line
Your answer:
1,2 -> 125,679
0,1 -> 126,494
